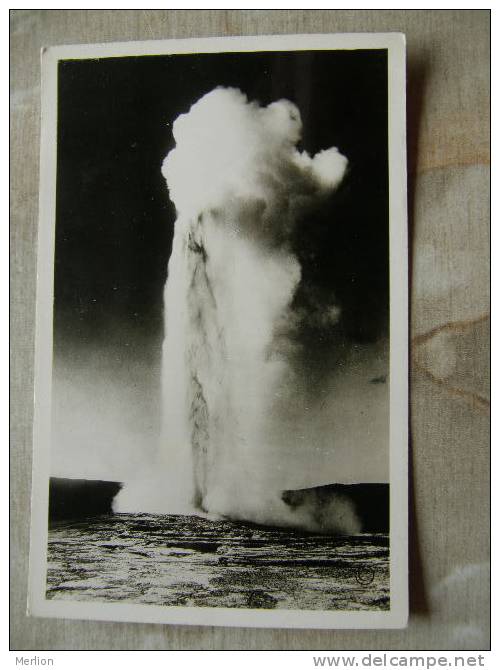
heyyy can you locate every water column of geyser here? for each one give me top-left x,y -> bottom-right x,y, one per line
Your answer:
117,87 -> 356,532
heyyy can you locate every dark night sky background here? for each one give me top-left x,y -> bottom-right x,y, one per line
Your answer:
51,49 -> 389,482
55,49 -> 388,361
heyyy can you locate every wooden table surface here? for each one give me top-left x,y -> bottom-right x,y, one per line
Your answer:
10,9 -> 490,650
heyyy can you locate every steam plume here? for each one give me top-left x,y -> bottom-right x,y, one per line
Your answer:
117,87 -> 359,532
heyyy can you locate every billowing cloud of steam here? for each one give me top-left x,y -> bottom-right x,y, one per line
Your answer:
163,87 -> 347,229
116,88 -> 367,534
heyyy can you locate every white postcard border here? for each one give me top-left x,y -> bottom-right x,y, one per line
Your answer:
28,31 -> 408,630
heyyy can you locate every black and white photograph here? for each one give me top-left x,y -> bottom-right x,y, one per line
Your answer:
28,33 -> 408,629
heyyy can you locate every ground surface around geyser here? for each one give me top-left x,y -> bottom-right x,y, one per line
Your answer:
46,513 -> 390,611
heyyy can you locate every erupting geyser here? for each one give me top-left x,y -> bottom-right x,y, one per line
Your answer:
117,87 -> 358,533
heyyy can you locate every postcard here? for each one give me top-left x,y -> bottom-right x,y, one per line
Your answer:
28,32 -> 408,629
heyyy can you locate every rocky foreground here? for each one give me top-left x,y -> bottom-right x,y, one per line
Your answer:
46,513 -> 390,611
